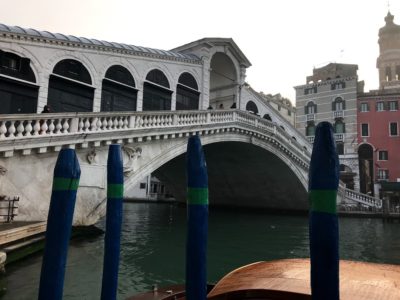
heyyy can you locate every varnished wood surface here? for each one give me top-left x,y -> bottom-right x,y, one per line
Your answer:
207,259 -> 400,299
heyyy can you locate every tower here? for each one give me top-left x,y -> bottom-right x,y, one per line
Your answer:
377,12 -> 400,89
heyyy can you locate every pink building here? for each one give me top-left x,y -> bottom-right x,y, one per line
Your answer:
357,12 -> 400,202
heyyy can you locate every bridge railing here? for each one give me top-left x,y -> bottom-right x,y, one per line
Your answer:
339,187 -> 382,208
0,110 -> 311,158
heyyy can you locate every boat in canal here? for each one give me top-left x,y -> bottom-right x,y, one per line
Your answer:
127,258 -> 400,299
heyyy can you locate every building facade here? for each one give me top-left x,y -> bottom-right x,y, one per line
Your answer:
357,12 -> 400,203
295,63 -> 363,191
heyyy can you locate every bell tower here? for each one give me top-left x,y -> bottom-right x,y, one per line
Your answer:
377,12 -> 400,89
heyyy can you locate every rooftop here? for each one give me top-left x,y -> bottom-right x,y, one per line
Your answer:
0,23 -> 200,61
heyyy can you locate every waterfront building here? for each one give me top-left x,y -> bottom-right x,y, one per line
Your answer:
357,12 -> 400,204
294,63 -> 363,191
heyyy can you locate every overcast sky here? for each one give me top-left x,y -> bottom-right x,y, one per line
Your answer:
1,0 -> 399,103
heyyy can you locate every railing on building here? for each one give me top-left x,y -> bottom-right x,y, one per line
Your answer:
306,114 -> 315,121
334,133 -> 344,142
0,196 -> 19,223
333,110 -> 344,118
307,136 -> 315,143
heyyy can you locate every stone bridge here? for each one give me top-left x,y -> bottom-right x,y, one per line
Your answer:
0,109 -> 382,225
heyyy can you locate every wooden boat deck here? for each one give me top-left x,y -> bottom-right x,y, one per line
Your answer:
207,259 -> 400,299
127,259 -> 400,299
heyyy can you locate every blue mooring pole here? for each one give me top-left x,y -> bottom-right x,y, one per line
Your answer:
186,135 -> 209,300
101,144 -> 124,300
38,148 -> 81,300
309,122 -> 340,300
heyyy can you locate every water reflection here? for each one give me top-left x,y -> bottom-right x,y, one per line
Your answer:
2,203 -> 400,299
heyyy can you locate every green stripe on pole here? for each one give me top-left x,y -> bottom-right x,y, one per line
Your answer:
187,188 -> 208,205
309,190 -> 337,214
52,178 -> 80,191
107,184 -> 124,198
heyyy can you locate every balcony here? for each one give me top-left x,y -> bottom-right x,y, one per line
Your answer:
333,110 -> 344,119
334,133 -> 344,142
306,114 -> 315,121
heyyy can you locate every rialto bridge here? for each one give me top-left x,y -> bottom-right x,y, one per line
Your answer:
0,24 -> 381,225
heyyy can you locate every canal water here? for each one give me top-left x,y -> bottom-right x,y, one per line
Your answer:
2,202 -> 400,299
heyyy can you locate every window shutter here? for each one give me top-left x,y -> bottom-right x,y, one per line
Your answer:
342,100 -> 346,110
343,123 -> 346,133
314,104 -> 317,113
304,105 -> 308,114
332,101 -> 335,111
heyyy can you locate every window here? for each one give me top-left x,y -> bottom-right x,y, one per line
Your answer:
390,122 -> 398,136
396,66 -> 400,81
304,87 -> 317,95
332,97 -> 345,111
306,123 -> 316,136
378,169 -> 389,180
277,105 -> 281,111
287,110 -> 291,116
331,82 -> 345,90
334,120 -> 345,134
389,101 -> 398,111
378,150 -> 388,161
176,72 -> 199,110
305,101 -> 317,114
361,124 -> 369,137
246,101 -> 259,114
140,183 -> 146,189
386,66 -> 392,82
360,103 -> 369,112
376,102 -> 385,111
336,142 -> 344,155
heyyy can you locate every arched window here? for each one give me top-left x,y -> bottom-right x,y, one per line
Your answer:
306,123 -> 316,136
332,97 -> 345,111
176,72 -> 199,110
334,120 -> 345,133
263,114 -> 272,121
143,69 -> 171,111
47,59 -> 94,112
0,50 -> 38,114
101,65 -> 137,111
246,101 -> 258,114
305,101 -> 317,114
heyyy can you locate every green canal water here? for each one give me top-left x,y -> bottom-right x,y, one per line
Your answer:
2,202 -> 400,299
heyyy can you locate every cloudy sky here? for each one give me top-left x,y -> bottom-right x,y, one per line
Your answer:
1,0 -> 398,103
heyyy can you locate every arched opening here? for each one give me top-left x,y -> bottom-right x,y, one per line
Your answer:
305,101 -> 317,114
101,65 -> 137,111
143,69 -> 172,111
358,144 -> 374,195
340,164 -> 356,190
332,97 -> 345,111
263,114 -> 272,121
47,59 -> 94,112
306,123 -> 316,136
0,50 -> 38,114
209,52 -> 237,110
245,101 -> 258,114
334,120 -> 345,133
176,72 -> 199,110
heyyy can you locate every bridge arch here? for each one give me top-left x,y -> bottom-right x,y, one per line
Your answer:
0,49 -> 39,114
100,65 -> 138,112
209,52 -> 239,109
124,134 -> 308,211
47,59 -> 95,112
176,72 -> 200,110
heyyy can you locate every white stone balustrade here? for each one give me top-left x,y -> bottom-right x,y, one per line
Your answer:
344,188 -> 382,208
